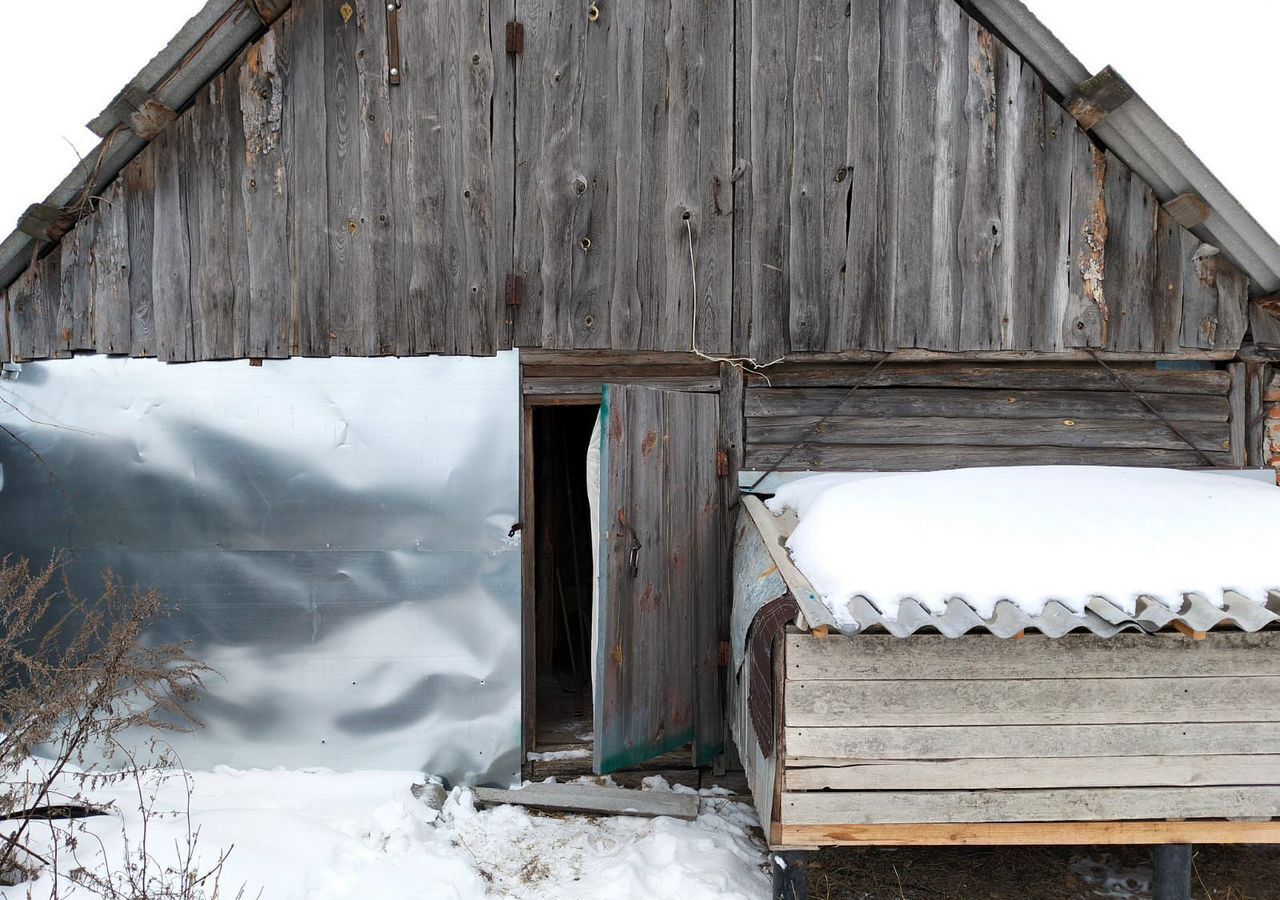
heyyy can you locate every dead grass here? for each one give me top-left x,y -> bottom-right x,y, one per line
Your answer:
807,844 -> 1280,900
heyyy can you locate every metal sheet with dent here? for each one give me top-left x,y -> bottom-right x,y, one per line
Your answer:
0,353 -> 521,786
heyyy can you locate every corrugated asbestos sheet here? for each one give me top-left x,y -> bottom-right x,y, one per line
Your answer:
838,590 -> 1280,639
736,493 -> 1280,640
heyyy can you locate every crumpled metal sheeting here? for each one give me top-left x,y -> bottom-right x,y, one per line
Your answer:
837,590 -> 1280,638
0,353 -> 522,785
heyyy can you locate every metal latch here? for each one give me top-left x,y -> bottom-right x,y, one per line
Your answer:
506,21 -> 524,55
386,0 -> 402,85
505,273 -> 525,306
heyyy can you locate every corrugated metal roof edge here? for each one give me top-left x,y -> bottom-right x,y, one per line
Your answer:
0,0 -> 270,290
965,0 -> 1280,296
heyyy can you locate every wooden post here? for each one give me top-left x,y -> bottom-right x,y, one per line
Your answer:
771,850 -> 810,900
1151,844 -> 1191,900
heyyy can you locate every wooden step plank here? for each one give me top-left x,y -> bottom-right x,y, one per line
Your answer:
780,786 -> 1280,825
785,754 -> 1280,791
473,783 -> 699,820
787,677 -> 1280,727
786,723 -> 1280,761
774,820 -> 1280,848
786,633 -> 1280,682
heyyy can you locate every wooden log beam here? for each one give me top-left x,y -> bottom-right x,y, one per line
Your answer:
1254,294 -> 1280,347
1064,65 -> 1135,130
773,820 -> 1280,848
97,86 -> 177,141
16,204 -> 76,243
247,0 -> 292,26
1164,192 -> 1212,229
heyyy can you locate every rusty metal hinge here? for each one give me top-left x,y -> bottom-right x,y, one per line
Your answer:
505,273 -> 525,306
716,450 -> 730,478
387,0 -> 402,85
506,20 -> 524,55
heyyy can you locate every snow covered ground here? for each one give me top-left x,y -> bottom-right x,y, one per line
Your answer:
2,762 -> 770,899
767,466 -> 1280,622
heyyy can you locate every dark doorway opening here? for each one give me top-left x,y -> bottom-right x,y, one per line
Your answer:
530,404 -> 599,753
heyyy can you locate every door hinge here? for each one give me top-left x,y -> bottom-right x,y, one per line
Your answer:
505,273 -> 525,306
386,0 -> 402,85
716,450 -> 730,478
718,640 -> 730,667
506,20 -> 525,55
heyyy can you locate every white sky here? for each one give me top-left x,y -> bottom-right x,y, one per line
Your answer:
0,1 -> 1276,245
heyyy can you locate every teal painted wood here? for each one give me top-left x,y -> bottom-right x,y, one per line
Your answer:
594,384 -> 722,774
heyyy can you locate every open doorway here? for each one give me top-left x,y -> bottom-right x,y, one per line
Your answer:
529,404 -> 599,754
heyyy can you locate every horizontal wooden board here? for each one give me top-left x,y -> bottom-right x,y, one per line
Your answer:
786,723 -> 1280,761
786,677 -> 1280,727
786,633 -> 1280,682
747,416 -> 1229,450
756,364 -> 1231,394
780,786 -> 1280,825
785,755 -> 1280,791
774,820 -> 1280,848
745,444 -> 1227,471
744,388 -> 1229,420
522,377 -> 720,395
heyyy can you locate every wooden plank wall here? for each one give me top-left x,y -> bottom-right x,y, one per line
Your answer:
0,0 -> 1255,361
779,632 -> 1280,828
733,0 -> 1250,358
744,362 -> 1236,470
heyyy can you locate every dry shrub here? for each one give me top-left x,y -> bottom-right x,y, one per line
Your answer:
0,554 -> 211,892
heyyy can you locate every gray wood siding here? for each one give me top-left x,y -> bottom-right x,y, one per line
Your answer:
2,0 -> 1254,361
777,629 -> 1280,827
743,362 -> 1236,470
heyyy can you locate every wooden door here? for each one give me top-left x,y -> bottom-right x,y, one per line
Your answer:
594,384 -> 723,773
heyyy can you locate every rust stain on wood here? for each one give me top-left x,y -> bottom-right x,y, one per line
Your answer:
641,429 -> 658,458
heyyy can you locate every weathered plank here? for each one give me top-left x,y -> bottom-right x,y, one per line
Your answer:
787,677 -> 1280,727
746,443 -> 1226,471
744,387 -> 1228,420
776,820 -> 1280,848
1246,362 -> 1271,467
747,417 -> 1229,451
239,31 -> 290,358
57,212 -> 95,355
780,786 -> 1280,825
757,363 -> 1230,394
489,0 -> 516,349
786,722 -> 1280,762
150,123 -> 194,361
786,755 -> 1280,792
281,0 -> 329,356
1104,152 -> 1158,352
122,149 -> 157,357
786,632 -> 1280,682
523,377 -> 720,396
1065,141 -> 1107,347
1229,362 -> 1247,467
8,251 -> 59,361
91,181 -> 132,355
474,783 -> 699,820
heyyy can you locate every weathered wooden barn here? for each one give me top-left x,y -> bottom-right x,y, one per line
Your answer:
3,0 -> 1280,896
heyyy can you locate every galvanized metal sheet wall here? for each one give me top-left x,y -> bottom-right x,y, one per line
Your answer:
0,353 -> 521,785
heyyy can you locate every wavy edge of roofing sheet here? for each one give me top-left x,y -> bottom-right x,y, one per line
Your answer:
0,0 -> 273,289
965,0 -> 1280,295
832,590 -> 1280,639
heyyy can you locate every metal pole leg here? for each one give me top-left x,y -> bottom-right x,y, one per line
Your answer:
1151,844 -> 1192,900
771,850 -> 810,900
